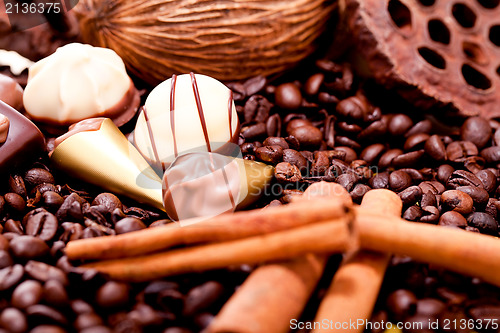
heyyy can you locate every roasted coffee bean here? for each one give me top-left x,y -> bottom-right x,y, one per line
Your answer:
386,289 -> 417,321
447,170 -> 483,189
263,137 -> 288,149
0,235 -> 9,252
399,168 -> 424,182
475,169 -> 497,194
337,121 -> 362,134
446,141 -> 478,162
24,168 -> 55,188
467,212 -> 498,235
275,162 -> 302,182
403,205 -> 422,221
194,312 -> 214,329
42,191 -> 64,211
92,193 -> 123,215
0,250 -> 13,269
9,175 -> 27,198
23,208 -> 58,241
369,172 -> 390,189
282,149 -> 308,172
416,298 -> 446,317
336,96 -> 365,121
420,191 -> 437,208
240,142 -> 256,155
96,281 -> 130,309
255,145 -> 283,164
468,304 -> 500,323
163,328 -> 192,333
461,116 -> 491,149
357,119 -> 387,141
26,304 -> 67,326
378,149 -> 403,169
285,118 -> 311,134
424,135 -> 447,161
404,133 -> 429,151
334,146 -> 357,163
398,186 -> 422,206
392,150 -> 425,168
311,151 -> 331,176
74,312 -> 104,331
337,173 -> 358,192
32,183 -> 59,196
275,83 -> 302,110
288,126 -> 323,148
243,76 -> 266,96
304,73 -> 324,96
463,156 -> 485,174
10,235 -> 50,260
335,136 -> 361,150
183,281 -> 225,317
115,217 -> 147,234
59,222 -> 84,243
350,160 -> 374,179
71,299 -> 94,315
437,165 -> 454,184
241,122 -> 266,140
481,146 -> 500,164
0,264 -> 24,291
243,95 -> 272,122
56,193 -> 86,222
43,280 -> 69,307
420,206 -> 440,224
0,307 -> 28,333
441,190 -> 474,214
389,170 -> 412,192
4,219 -> 23,234
388,114 -> 413,137
4,193 -> 25,212
360,143 -> 385,164
0,196 -> 4,216
350,184 -> 371,203
405,119 -> 432,138
456,186 -> 489,207
11,280 -> 43,309
30,325 -> 67,333
25,261 -> 67,285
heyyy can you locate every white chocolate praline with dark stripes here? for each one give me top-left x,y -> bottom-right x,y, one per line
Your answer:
133,73 -> 240,171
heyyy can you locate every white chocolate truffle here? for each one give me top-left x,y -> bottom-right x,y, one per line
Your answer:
23,43 -> 140,129
133,73 -> 239,169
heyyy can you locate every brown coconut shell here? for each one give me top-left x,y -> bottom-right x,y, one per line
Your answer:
74,0 -> 337,85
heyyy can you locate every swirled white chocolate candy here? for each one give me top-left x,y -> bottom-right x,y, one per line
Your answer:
133,73 -> 239,170
23,43 -> 140,132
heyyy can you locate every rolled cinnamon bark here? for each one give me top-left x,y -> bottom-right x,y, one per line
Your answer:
80,218 -> 351,282
66,197 -> 348,260
356,211 -> 500,288
208,182 -> 352,333
312,189 -> 403,333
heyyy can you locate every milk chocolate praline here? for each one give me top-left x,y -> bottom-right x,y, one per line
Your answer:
23,43 -> 140,134
0,74 -> 23,111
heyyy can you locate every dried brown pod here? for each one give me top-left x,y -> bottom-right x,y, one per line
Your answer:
74,0 -> 337,84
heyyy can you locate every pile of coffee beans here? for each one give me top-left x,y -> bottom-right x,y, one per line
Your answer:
2,58 -> 500,332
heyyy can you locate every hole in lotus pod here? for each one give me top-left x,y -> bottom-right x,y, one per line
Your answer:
388,0 -> 412,33
461,64 -> 492,90
428,19 -> 451,45
417,47 -> 447,69
418,0 -> 436,6
477,0 -> 500,9
452,3 -> 477,28
462,41 -> 488,65
489,25 -> 500,46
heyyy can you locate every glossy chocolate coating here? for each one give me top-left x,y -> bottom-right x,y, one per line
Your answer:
0,101 -> 45,176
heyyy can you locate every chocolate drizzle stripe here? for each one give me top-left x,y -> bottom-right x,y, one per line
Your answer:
228,90 -> 233,138
142,106 -> 165,173
190,72 -> 211,152
170,74 -> 178,158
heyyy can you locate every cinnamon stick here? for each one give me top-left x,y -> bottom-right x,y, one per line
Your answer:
312,189 -> 403,333
208,182 -> 352,333
80,217 -> 351,282
66,197 -> 348,260
355,211 -> 500,287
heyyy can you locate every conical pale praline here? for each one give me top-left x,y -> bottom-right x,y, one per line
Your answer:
23,43 -> 139,129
